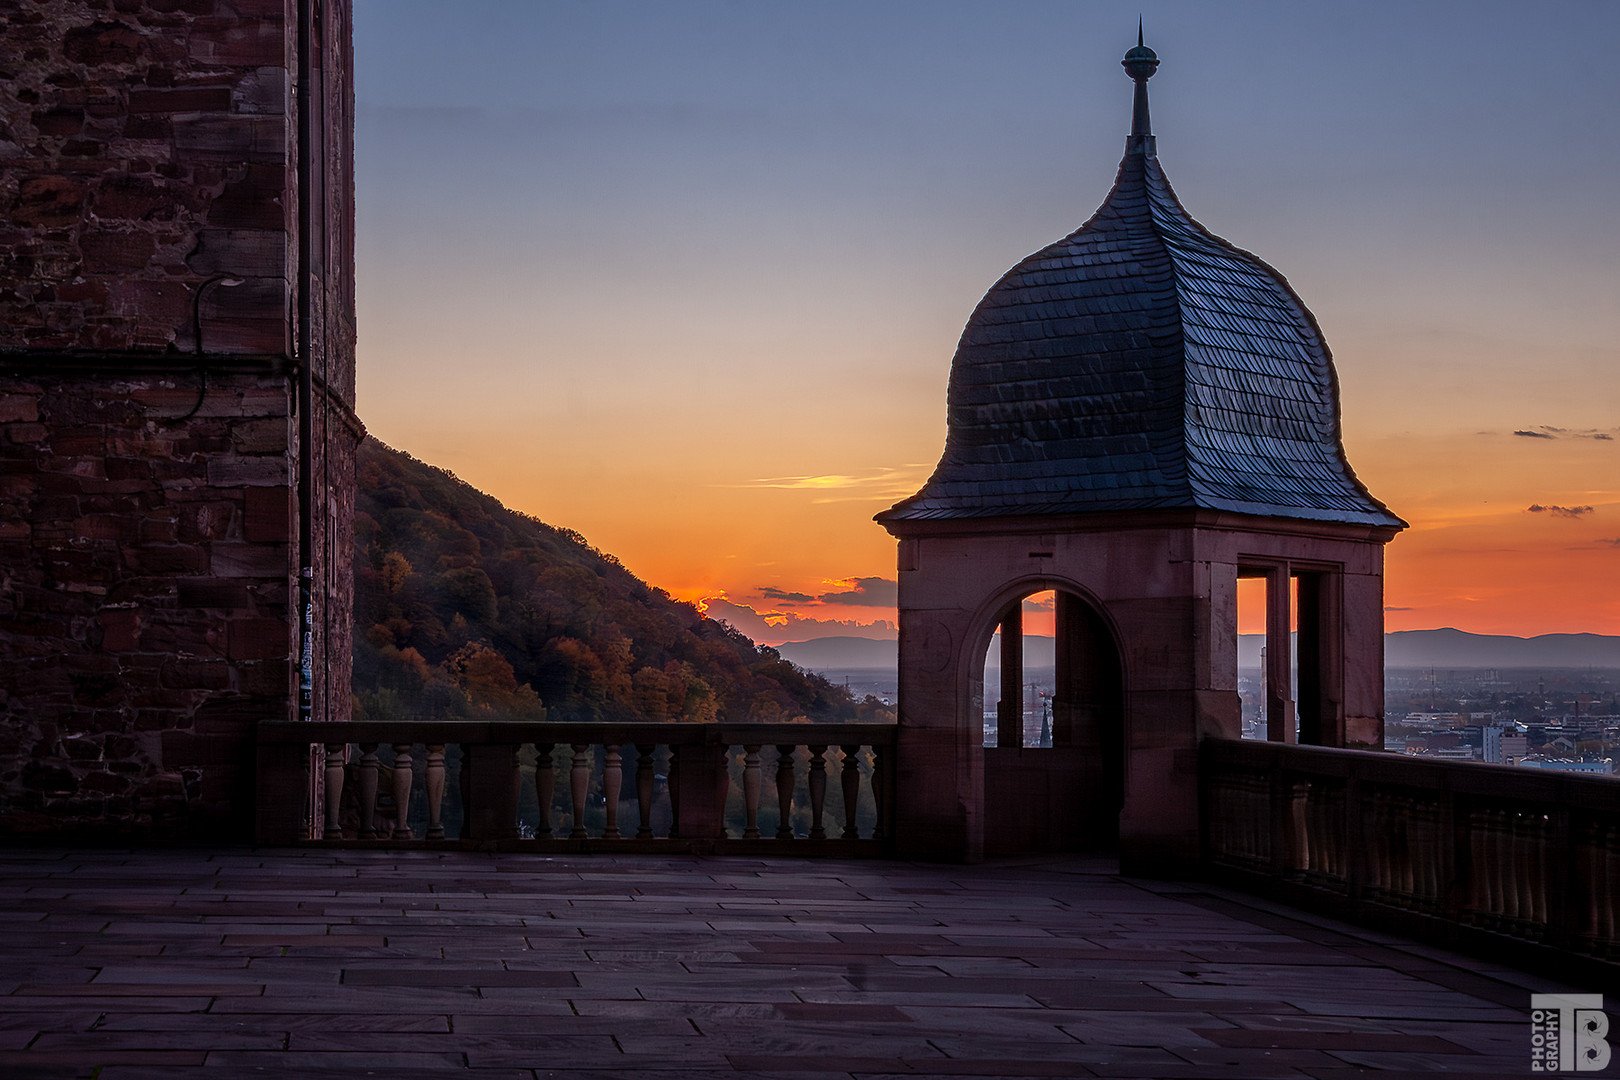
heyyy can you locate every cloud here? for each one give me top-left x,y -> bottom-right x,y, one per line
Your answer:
1527,504 -> 1595,518
741,466 -> 930,504
1509,424 -> 1616,441
1598,538 -> 1620,548
702,597 -> 897,646
816,576 -> 897,607
758,586 -> 816,605
1384,606 -> 1414,611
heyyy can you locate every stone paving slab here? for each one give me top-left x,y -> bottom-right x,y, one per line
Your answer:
0,848 -> 1600,1077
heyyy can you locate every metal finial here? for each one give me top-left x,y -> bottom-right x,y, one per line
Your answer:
1121,27 -> 1159,144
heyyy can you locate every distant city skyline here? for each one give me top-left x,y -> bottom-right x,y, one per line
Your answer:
354,1 -> 1619,642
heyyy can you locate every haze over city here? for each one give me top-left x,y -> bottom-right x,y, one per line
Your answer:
353,1 -> 1620,644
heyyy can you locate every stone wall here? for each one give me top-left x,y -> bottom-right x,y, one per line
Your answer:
0,0 -> 357,839
0,0 -> 293,354
0,373 -> 291,837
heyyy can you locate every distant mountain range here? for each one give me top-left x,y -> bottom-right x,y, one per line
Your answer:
776,629 -> 1620,673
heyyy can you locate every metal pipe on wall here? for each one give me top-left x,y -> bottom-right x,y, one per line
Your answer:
296,0 -> 315,723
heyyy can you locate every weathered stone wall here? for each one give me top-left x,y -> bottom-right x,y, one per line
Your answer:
0,0 -> 358,839
0,0 -> 293,354
0,373 -> 292,838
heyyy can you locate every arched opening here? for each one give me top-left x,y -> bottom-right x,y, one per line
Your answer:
974,584 -> 1124,855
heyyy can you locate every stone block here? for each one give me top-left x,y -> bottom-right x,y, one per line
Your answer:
127,87 -> 232,113
207,165 -> 286,229
228,616 -> 289,661
176,579 -> 251,609
75,514 -> 137,541
188,20 -> 285,66
229,418 -> 287,454
175,500 -> 235,542
92,174 -> 167,220
10,175 -> 85,227
63,736 -> 103,761
172,116 -> 284,164
0,394 -> 41,423
80,770 -> 134,794
32,107 -> 85,136
207,456 -> 286,487
21,761 -> 77,794
160,657 -> 230,691
211,542 -> 285,578
107,279 -> 189,327
62,20 -> 147,65
237,657 -> 289,696
97,608 -> 141,651
242,484 -> 289,540
79,229 -> 157,272
232,67 -> 288,115
122,543 -> 209,575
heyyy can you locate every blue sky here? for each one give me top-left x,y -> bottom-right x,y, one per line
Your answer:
351,1 -> 1620,638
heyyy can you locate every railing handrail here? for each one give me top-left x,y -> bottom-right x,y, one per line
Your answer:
1203,736 -> 1618,811
259,719 -> 898,747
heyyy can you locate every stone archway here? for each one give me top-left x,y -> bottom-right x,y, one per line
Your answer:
964,580 -> 1126,855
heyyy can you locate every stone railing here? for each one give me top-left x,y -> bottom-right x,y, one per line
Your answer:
1202,737 -> 1620,965
257,720 -> 894,854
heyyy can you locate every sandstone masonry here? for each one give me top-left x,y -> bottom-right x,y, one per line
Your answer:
0,0 -> 357,839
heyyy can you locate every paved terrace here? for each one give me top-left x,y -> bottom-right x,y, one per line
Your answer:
0,849 -> 1585,1079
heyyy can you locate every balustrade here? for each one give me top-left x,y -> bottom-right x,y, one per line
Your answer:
1201,737 -> 1620,964
259,721 -> 894,855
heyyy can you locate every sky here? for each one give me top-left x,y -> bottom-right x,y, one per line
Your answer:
352,1 -> 1620,643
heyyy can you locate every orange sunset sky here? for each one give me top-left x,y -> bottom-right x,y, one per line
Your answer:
353,2 -> 1619,644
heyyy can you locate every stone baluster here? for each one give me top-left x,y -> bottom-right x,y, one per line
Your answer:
1601,824 -> 1619,947
1284,780 -> 1309,874
840,744 -> 861,839
1394,795 -> 1415,900
323,743 -> 346,839
1519,812 -> 1544,927
1208,777 -> 1231,861
357,743 -> 379,839
870,744 -> 887,842
391,743 -> 414,839
1373,791 -> 1393,895
807,745 -> 828,840
635,744 -> 656,839
742,745 -> 762,839
1420,799 -> 1443,906
424,745 -> 446,840
1495,810 -> 1517,922
602,745 -> 623,839
1464,806 -> 1483,919
1474,810 -> 1491,918
569,744 -> 591,839
667,751 -> 682,839
532,743 -> 554,839
775,745 -> 796,840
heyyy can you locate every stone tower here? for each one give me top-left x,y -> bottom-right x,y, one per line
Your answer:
0,1 -> 359,838
879,34 -> 1404,869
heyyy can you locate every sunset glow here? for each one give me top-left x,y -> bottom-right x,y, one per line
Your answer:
355,2 -> 1618,646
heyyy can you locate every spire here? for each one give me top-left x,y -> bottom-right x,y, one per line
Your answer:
1121,24 -> 1159,152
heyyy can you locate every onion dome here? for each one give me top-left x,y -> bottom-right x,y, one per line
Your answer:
880,34 -> 1402,529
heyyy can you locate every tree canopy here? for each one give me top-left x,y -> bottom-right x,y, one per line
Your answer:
353,440 -> 887,725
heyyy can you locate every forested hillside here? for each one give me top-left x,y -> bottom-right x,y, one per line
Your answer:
352,440 -> 880,725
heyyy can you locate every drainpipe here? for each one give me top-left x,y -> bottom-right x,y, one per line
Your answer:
296,0 -> 315,723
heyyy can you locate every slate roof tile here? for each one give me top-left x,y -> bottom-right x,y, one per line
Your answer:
880,106 -> 1402,530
